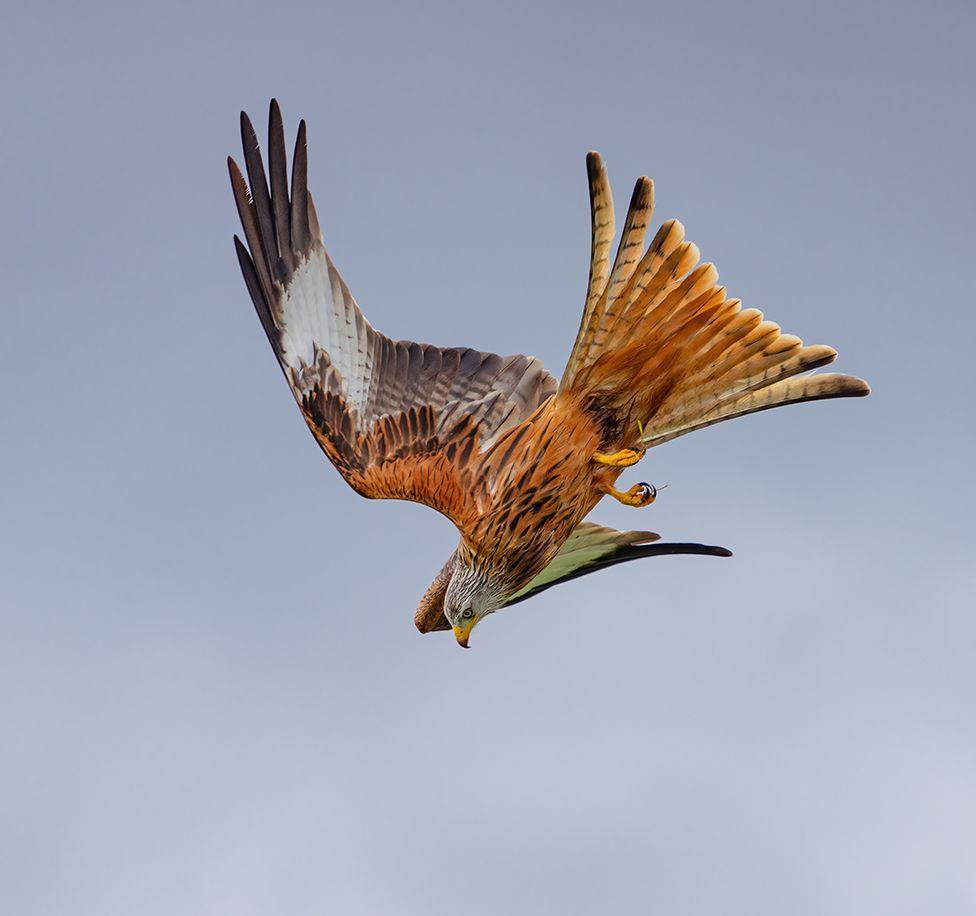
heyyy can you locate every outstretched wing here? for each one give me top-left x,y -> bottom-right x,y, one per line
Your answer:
230,101 -> 556,528
413,522 -> 730,632
502,522 -> 731,607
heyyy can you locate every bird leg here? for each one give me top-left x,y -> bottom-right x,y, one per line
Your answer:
600,481 -> 657,508
592,447 -> 644,468
593,419 -> 647,468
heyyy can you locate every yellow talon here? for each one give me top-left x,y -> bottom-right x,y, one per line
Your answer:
603,481 -> 657,508
593,447 -> 644,468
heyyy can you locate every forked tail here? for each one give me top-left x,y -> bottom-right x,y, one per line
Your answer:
559,153 -> 869,450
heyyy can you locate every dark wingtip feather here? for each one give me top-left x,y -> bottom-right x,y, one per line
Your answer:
228,156 -> 278,305
624,542 -> 732,560
290,119 -> 310,251
239,108 -> 279,277
267,98 -> 294,269
234,235 -> 278,350
227,155 -> 245,189
502,539 -> 732,608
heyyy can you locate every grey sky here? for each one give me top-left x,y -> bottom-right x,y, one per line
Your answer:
2,0 -> 974,913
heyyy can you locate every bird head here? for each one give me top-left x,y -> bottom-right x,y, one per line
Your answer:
444,560 -> 505,648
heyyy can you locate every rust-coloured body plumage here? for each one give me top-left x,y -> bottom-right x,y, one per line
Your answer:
463,395 -> 609,590
229,101 -> 869,646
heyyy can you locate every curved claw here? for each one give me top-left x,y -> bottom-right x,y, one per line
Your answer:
631,482 -> 656,506
603,480 -> 659,508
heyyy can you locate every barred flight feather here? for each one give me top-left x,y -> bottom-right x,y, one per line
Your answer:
230,101 -> 556,531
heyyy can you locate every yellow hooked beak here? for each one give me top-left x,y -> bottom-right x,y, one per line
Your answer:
452,618 -> 477,648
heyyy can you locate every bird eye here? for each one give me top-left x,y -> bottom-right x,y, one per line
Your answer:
461,608 -> 473,620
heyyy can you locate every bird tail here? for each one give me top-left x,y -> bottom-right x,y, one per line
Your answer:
558,152 -> 869,450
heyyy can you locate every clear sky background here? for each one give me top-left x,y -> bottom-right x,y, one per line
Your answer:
2,1 -> 974,913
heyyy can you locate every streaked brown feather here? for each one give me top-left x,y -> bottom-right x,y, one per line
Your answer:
559,152 -> 615,389
230,101 -> 557,533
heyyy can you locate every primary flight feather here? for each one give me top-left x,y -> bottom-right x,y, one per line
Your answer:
229,101 -> 869,648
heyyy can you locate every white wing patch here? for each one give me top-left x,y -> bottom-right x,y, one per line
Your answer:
279,248 -> 376,412
230,101 -> 559,481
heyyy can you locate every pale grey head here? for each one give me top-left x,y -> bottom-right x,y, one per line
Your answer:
443,559 -> 506,648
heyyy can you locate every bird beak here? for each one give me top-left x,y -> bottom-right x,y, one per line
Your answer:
452,620 -> 476,648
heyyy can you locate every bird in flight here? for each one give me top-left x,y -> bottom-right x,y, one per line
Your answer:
229,101 -> 869,648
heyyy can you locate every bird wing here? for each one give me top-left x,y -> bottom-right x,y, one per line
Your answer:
230,102 -> 556,529
501,521 -> 731,607
413,522 -> 730,632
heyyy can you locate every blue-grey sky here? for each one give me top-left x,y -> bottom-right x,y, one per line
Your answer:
2,1 -> 974,913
